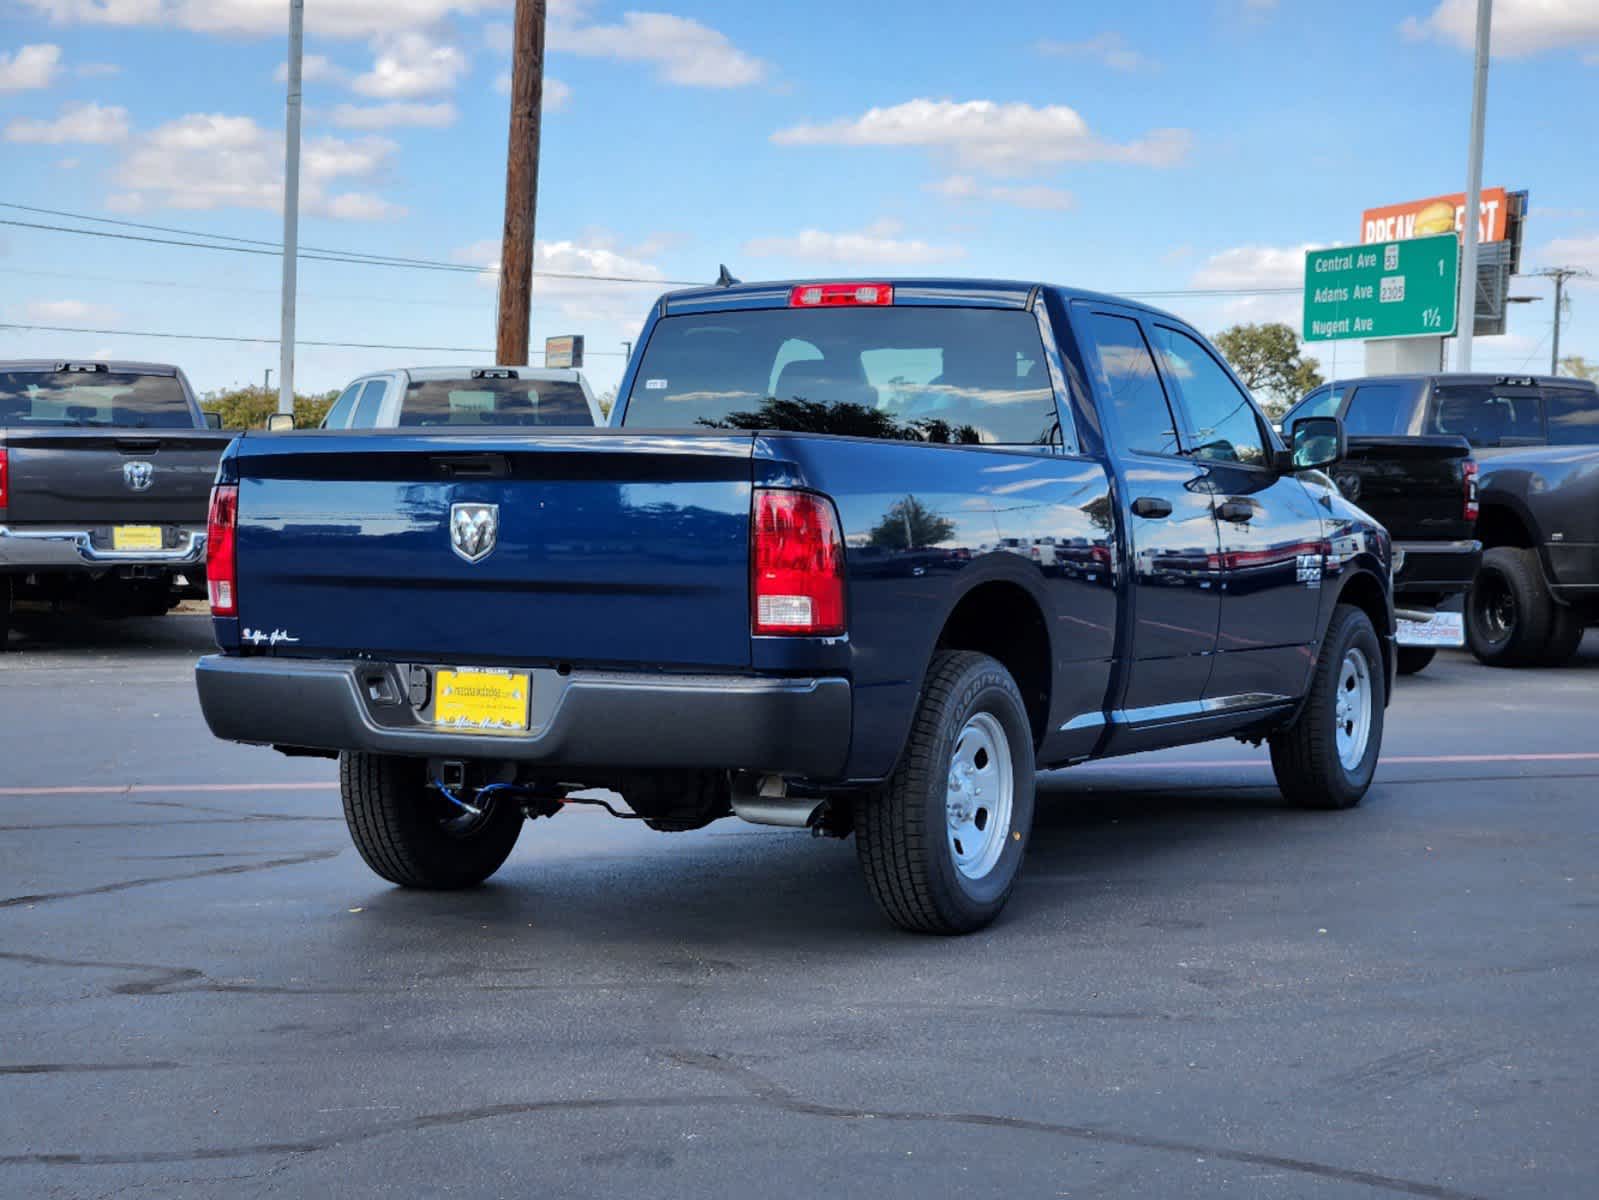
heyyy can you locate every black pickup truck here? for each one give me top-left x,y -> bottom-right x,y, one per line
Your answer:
1282,376 -> 1482,675
0,361 -> 233,645
197,278 -> 1395,934
1289,373 -> 1598,667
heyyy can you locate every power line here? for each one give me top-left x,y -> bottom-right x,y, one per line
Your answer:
0,321 -> 629,355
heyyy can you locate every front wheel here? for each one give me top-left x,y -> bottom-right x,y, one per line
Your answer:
1270,604 -> 1385,810
340,752 -> 524,889
855,651 -> 1036,934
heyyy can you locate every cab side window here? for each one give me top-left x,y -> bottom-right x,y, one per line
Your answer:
1291,386 -> 1340,423
1343,384 -> 1409,435
1150,326 -> 1270,467
1084,313 -> 1181,457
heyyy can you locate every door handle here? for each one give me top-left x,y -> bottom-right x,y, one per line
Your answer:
1131,496 -> 1173,519
1216,499 -> 1254,523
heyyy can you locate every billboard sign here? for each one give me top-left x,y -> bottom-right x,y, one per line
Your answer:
544,335 -> 584,369
1361,188 -> 1510,246
1304,233 -> 1459,343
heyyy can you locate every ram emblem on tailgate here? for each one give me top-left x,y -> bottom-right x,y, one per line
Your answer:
450,502 -> 499,563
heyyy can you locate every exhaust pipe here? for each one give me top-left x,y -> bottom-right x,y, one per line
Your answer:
731,774 -> 824,828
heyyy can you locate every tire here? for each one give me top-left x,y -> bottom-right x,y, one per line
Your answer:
854,651 -> 1036,934
340,752 -> 524,889
1539,604 -> 1587,666
1395,646 -> 1436,676
1270,604 -> 1385,810
0,578 -> 12,651
1466,547 -> 1554,667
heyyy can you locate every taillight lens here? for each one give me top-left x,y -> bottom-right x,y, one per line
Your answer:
206,484 -> 238,616
752,489 -> 846,636
788,283 -> 893,308
1462,459 -> 1479,523
0,448 -> 9,510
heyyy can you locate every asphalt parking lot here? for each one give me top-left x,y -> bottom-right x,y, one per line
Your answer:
2,614 -> 1597,1199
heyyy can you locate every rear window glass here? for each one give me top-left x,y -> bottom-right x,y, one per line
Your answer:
1428,384 -> 1544,447
399,377 -> 591,427
0,371 -> 193,429
1545,386 -> 1599,446
623,307 -> 1059,445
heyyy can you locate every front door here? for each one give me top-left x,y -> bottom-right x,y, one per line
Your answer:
1146,323 -> 1323,703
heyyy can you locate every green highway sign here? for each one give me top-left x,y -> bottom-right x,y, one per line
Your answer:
1303,232 -> 1458,342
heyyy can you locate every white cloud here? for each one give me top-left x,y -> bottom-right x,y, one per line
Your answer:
1537,234 -> 1599,276
926,174 -> 1074,211
1190,243 -> 1319,291
331,101 -> 457,129
493,73 -> 571,109
551,11 -> 766,87
20,0 -> 504,38
56,156 -> 80,169
453,233 -> 666,327
0,43 -> 63,90
1037,33 -> 1156,72
76,61 -> 120,77
1401,0 -> 1599,55
24,298 -> 120,324
743,218 -> 964,267
111,112 -> 403,219
352,31 -> 467,98
773,99 -> 1191,175
275,54 -> 350,85
4,100 -> 129,144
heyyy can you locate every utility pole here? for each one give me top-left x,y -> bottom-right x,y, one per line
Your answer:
496,0 -> 546,366
1455,0 -> 1491,371
263,368 -> 273,393
1535,267 -> 1593,374
278,0 -> 305,415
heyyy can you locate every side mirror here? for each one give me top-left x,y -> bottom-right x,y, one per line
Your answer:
1289,415 -> 1346,472
265,412 -> 297,432
203,411 -> 223,429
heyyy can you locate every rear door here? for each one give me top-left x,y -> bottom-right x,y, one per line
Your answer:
1145,322 -> 1323,704
1077,305 -> 1221,720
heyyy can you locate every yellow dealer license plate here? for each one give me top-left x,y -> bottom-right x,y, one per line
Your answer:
433,669 -> 531,733
112,525 -> 164,551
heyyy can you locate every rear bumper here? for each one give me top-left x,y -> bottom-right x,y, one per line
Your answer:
1394,538 -> 1481,598
195,655 -> 853,778
0,524 -> 206,572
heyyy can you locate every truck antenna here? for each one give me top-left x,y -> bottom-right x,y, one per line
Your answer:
716,264 -> 740,288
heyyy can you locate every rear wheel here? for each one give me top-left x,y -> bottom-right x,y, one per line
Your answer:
1396,646 -> 1436,676
340,752 -> 524,889
1466,547 -> 1553,667
854,651 -> 1036,934
1270,604 -> 1385,810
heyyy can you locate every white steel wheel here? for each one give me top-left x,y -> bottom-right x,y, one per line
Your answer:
945,712 -> 1015,881
1333,647 -> 1374,770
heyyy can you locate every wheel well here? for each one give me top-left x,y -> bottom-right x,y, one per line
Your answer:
1476,504 -> 1534,549
935,582 -> 1050,746
1336,570 -> 1392,681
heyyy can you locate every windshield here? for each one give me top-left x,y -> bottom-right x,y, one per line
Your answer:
1428,384 -> 1545,447
0,370 -> 194,429
398,377 -> 591,427
623,306 -> 1060,445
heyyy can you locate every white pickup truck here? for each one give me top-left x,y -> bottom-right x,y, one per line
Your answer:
318,366 -> 604,430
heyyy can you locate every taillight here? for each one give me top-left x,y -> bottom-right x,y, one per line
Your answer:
752,489 -> 846,636
1462,459 -> 1479,523
0,448 -> 8,511
788,282 -> 893,308
206,484 -> 238,616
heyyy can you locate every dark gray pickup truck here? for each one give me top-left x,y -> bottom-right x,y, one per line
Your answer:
0,361 -> 233,645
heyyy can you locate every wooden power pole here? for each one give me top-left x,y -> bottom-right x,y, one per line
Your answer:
496,0 -> 547,365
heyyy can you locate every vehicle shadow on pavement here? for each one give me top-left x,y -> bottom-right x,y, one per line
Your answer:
3,609 -> 213,657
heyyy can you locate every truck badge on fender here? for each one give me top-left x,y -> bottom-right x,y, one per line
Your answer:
450,502 -> 499,563
122,461 -> 155,492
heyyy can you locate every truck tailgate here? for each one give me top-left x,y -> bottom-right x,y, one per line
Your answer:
229,431 -> 756,668
1341,435 -> 1475,542
3,429 -> 231,524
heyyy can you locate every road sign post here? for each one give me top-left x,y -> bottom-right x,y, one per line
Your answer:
1303,233 -> 1459,343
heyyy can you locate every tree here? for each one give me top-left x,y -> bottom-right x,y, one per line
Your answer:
1559,355 -> 1599,382
1212,323 -> 1324,419
867,494 -> 955,550
200,386 -> 337,430
596,386 -> 617,419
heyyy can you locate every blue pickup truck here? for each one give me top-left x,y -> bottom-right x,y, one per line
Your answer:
197,279 -> 1394,933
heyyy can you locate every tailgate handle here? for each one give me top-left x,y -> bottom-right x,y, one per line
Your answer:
115,438 -> 162,454
431,455 -> 509,479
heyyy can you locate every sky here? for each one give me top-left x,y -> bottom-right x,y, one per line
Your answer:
2,0 -> 1598,401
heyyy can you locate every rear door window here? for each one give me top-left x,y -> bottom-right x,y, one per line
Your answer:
1083,313 -> 1180,457
1149,325 -> 1270,467
1544,385 -> 1599,446
321,382 -> 363,429
349,379 -> 388,428
623,306 -> 1060,446
399,377 -> 592,426
1343,383 -> 1410,435
1428,384 -> 1545,446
